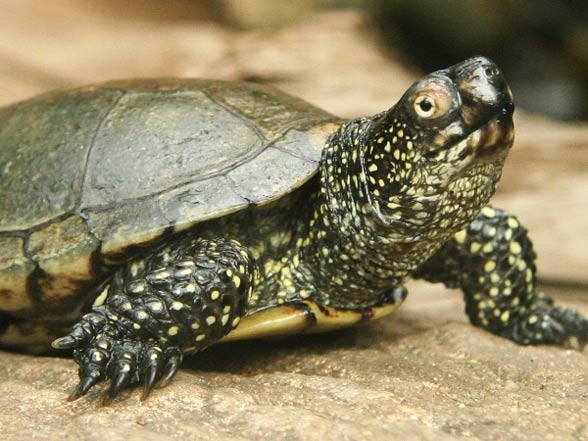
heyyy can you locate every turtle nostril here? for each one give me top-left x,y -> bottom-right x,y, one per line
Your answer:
484,65 -> 499,79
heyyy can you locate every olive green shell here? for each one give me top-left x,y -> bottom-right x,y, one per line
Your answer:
0,79 -> 341,313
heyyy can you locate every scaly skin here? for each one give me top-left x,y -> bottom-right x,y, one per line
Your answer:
52,57 -> 588,403
415,207 -> 588,347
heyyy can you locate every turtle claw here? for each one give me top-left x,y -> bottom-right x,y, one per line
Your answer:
63,330 -> 182,403
140,347 -> 165,401
68,372 -> 102,402
103,370 -> 132,406
52,335 -> 77,350
140,366 -> 160,401
159,348 -> 183,388
52,310 -> 109,351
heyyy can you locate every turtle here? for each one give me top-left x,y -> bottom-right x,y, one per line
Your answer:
1,56 -> 586,404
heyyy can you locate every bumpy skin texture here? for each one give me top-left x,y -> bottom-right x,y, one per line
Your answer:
55,238 -> 255,402
415,207 -> 588,347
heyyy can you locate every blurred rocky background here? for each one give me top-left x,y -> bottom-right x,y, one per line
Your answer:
1,1 -> 587,440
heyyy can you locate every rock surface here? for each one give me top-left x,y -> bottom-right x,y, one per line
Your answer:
1,2 -> 587,440
1,284 -> 587,441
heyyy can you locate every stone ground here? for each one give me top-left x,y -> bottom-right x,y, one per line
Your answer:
1,1 -> 587,440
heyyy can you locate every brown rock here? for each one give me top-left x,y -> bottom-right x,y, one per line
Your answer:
1,284 -> 587,441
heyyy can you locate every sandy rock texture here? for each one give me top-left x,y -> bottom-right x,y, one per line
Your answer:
1,2 -> 587,440
2,285 -> 587,441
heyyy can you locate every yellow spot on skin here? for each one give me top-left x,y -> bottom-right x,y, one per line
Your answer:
92,286 -> 110,307
171,301 -> 184,310
454,230 -> 467,244
210,290 -> 220,300
300,289 -> 311,299
153,271 -> 170,279
195,334 -> 206,342
133,323 -> 141,330
525,269 -> 533,282
136,311 -> 148,320
233,276 -> 241,288
507,218 -> 519,229
168,326 -> 179,336
150,302 -> 163,312
528,315 -> 538,324
191,322 -> 200,330
517,260 -> 526,271
232,317 -> 241,327
222,315 -> 230,326
482,243 -> 494,253
509,241 -> 522,255
489,287 -> 499,297
130,263 -> 139,277
130,284 -> 145,293
481,207 -> 496,218
485,227 -> 497,237
500,311 -> 510,322
185,283 -> 196,293
150,353 -> 158,361
368,164 -> 378,172
484,261 -> 496,272
470,242 -> 482,253
206,316 -> 216,325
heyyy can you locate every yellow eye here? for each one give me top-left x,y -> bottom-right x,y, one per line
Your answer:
414,96 -> 436,118
412,88 -> 453,119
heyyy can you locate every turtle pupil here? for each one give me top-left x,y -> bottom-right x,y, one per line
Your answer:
419,99 -> 433,112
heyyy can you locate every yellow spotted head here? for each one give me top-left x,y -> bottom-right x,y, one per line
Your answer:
351,57 -> 515,237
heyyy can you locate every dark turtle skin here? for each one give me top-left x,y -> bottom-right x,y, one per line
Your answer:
1,57 -> 586,404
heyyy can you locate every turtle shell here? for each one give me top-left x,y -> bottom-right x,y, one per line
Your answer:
0,79 -> 341,315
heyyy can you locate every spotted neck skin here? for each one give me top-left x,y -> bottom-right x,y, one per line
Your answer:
287,109 -> 512,309
263,57 -> 515,310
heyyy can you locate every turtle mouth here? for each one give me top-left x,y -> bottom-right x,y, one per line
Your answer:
427,103 -> 515,182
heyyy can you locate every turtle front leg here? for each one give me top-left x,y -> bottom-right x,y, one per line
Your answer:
52,238 -> 256,403
414,206 -> 588,348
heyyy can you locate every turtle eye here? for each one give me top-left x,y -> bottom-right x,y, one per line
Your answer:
414,96 -> 435,117
413,89 -> 452,119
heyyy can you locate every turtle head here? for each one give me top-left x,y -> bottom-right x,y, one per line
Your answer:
361,56 -> 515,238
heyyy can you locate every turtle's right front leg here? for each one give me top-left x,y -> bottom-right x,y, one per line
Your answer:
52,238 -> 256,403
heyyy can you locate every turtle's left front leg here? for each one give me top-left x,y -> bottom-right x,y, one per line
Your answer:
414,206 -> 588,348
52,238 -> 256,403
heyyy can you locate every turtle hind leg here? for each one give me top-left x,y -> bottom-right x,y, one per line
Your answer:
52,237 -> 256,403
414,206 -> 588,348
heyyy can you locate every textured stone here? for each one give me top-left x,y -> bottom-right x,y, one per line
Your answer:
1,283 -> 587,441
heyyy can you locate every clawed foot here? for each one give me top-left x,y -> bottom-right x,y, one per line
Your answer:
509,295 -> 588,349
52,311 -> 182,404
